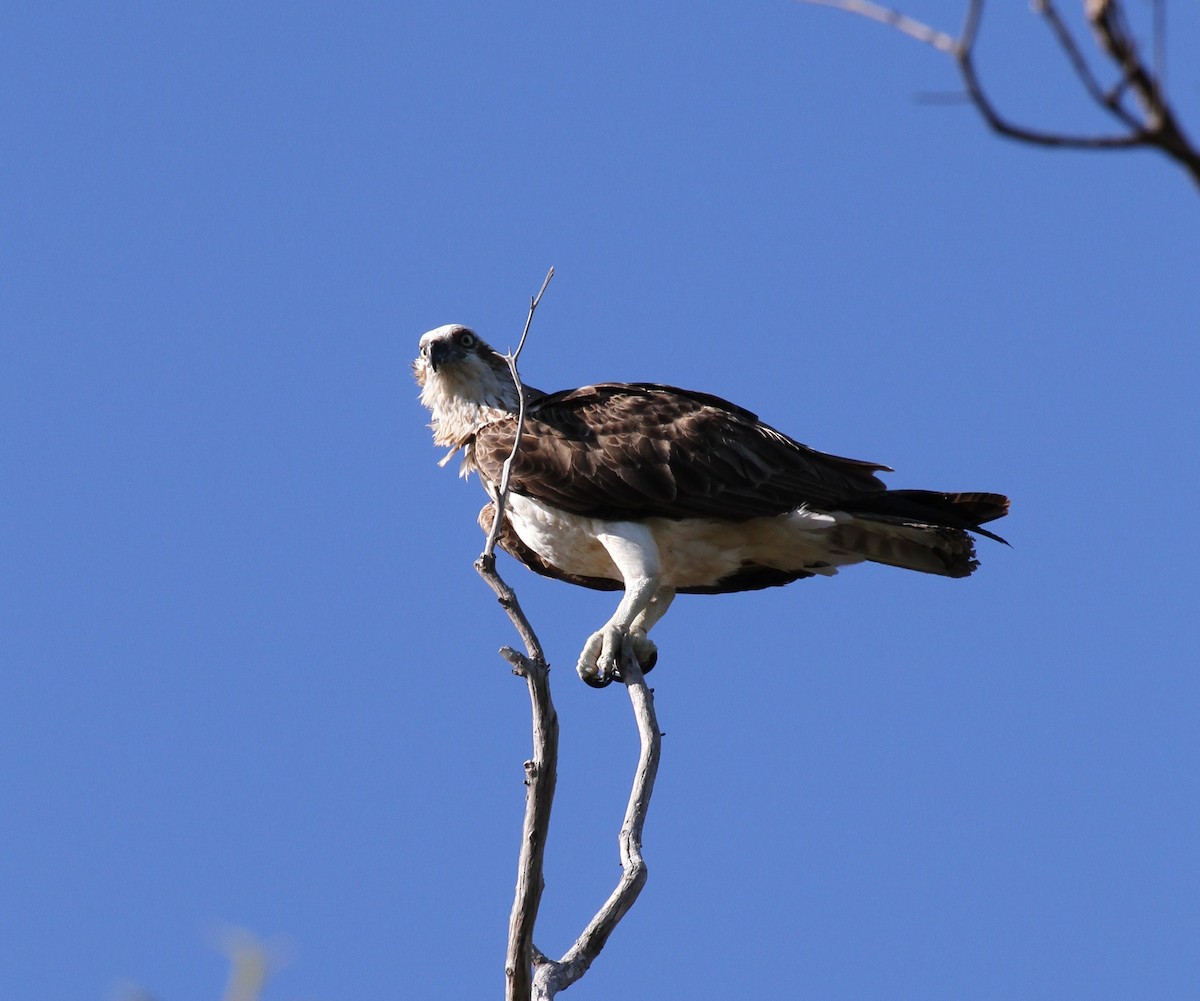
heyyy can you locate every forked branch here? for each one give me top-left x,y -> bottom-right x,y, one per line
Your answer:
800,0 -> 1200,189
474,272 -> 662,1000
531,645 -> 661,1000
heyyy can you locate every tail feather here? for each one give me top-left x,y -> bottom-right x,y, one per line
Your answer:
834,490 -> 1010,577
848,490 -> 1009,538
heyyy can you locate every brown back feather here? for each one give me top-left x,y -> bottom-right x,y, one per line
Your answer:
473,383 -> 892,522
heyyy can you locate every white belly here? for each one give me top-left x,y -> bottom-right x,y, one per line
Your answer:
505,493 -> 621,580
504,493 -> 855,588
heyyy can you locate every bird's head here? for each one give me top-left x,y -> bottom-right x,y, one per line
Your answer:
414,324 -> 524,454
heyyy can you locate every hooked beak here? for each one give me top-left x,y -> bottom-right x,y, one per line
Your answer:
427,339 -> 460,372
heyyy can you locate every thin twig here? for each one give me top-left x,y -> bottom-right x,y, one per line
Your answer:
1034,0 -> 1140,130
1151,0 -> 1165,94
483,266 -> 555,562
797,0 -> 955,53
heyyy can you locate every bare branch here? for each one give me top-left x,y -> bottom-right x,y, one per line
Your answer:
1033,0 -> 1140,130
798,0 -> 955,53
474,269 -> 556,1001
799,0 -> 1200,190
1151,0 -> 1165,92
955,1 -> 1143,151
509,648 -> 559,1001
530,642 -> 662,999
476,271 -> 661,999
1085,0 -> 1200,184
513,268 -> 555,371
482,265 -> 554,563
485,266 -> 553,561
473,552 -> 556,1001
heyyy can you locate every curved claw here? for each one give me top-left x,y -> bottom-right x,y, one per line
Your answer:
608,649 -> 657,683
576,628 -> 614,687
630,630 -> 658,675
577,628 -> 659,689
581,670 -> 615,689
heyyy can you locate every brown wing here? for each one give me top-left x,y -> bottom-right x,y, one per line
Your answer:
471,383 -> 891,522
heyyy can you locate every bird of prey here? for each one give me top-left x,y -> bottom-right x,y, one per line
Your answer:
414,323 -> 1009,687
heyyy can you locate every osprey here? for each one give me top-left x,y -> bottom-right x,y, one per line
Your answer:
415,324 -> 1009,687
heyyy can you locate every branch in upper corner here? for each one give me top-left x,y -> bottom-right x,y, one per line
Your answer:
1034,0 -> 1140,131
953,1 -> 1141,152
1083,0 -> 1200,183
799,0 -> 955,53
798,0 -> 1200,190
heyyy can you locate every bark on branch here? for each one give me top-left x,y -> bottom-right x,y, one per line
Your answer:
801,0 -> 1200,190
474,271 -> 662,1000
531,644 -> 660,1000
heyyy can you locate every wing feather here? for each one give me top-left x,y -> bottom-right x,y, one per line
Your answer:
472,383 -> 890,522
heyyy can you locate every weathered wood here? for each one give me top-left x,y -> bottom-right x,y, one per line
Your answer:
474,271 -> 662,999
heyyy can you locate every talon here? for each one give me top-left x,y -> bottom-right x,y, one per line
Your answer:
577,623 -> 660,687
606,634 -> 658,684
578,625 -> 629,688
630,631 -> 658,674
576,629 -> 609,687
576,628 -> 604,681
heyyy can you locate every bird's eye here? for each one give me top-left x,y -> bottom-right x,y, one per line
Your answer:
458,331 -> 476,348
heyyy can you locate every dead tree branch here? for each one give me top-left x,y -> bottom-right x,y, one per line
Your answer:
800,0 -> 1200,189
482,266 -> 555,566
474,272 -> 662,1000
475,268 -> 556,1001
531,643 -> 661,1000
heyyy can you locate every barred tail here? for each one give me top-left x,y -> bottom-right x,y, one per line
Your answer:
834,490 -> 1010,578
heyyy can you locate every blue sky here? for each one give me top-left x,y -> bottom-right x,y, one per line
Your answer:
4,3 -> 1198,999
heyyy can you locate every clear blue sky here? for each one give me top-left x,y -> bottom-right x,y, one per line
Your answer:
4,4 -> 1198,999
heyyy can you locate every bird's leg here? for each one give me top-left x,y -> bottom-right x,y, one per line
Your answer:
627,586 -> 675,672
578,523 -> 662,686
578,575 -> 660,686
